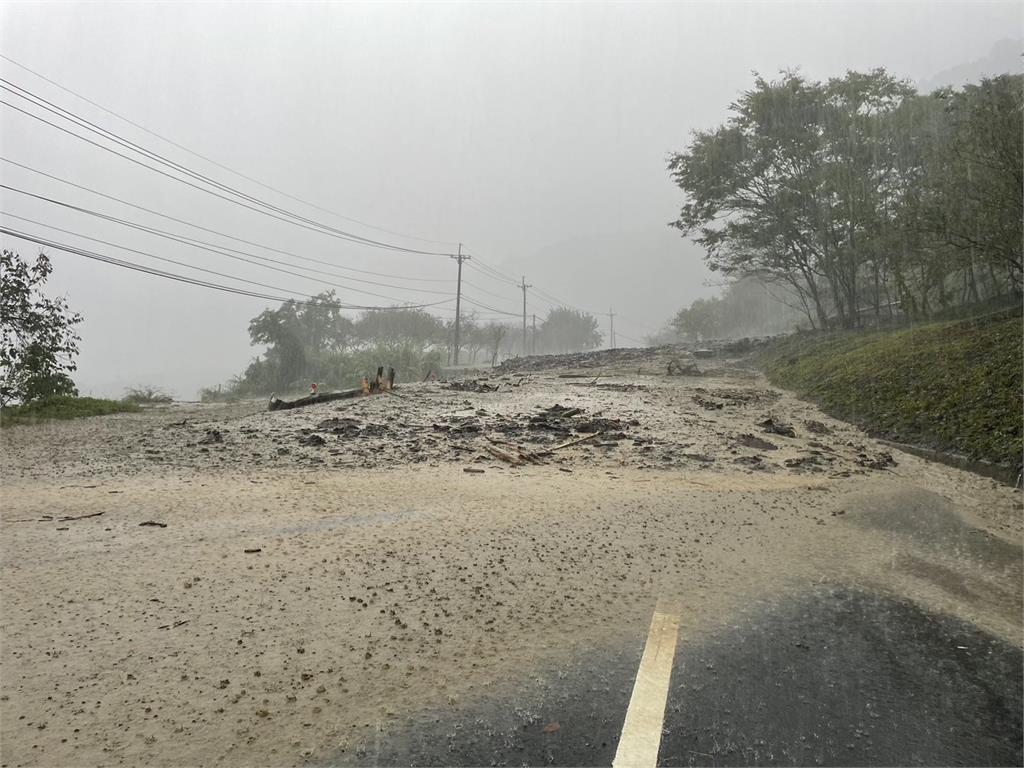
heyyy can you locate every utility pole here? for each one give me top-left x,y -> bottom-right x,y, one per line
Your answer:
451,244 -> 470,365
609,307 -> 616,350
517,275 -> 532,354
532,313 -> 537,355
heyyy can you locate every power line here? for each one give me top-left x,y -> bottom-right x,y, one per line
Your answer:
0,61 -> 656,339
0,53 -> 458,248
460,295 -> 520,317
466,257 -> 518,286
0,158 -> 452,283
0,78 -> 453,256
1,215 -> 406,304
460,277 -> 516,303
1,185 -> 453,299
1,207 -> 451,307
0,85 -> 452,256
1,227 -> 453,311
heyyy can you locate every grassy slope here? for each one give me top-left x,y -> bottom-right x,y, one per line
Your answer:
0,396 -> 140,427
758,311 -> 1022,470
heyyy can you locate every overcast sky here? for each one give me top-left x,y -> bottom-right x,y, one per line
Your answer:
1,1 -> 1020,398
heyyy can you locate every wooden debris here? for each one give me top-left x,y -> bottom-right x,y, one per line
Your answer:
138,520 -> 167,528
158,620 -> 190,630
57,511 -> 105,522
483,445 -> 523,466
542,432 -> 603,453
269,387 -> 365,411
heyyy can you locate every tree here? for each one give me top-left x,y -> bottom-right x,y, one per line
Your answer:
669,70 -> 1023,327
669,72 -> 835,328
925,75 -> 1023,294
671,297 -> 721,341
0,250 -> 82,406
485,322 -> 510,366
538,307 -> 602,353
247,290 -> 358,389
354,307 -> 445,351
670,278 -> 807,341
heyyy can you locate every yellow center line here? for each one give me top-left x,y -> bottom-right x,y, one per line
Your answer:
613,606 -> 681,768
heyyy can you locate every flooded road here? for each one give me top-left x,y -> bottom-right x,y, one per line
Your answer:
2,359 -> 1020,767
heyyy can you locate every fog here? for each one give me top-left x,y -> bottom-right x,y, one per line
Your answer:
0,1 -> 1019,398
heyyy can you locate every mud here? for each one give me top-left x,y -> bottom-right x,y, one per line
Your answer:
1,353 -> 1019,767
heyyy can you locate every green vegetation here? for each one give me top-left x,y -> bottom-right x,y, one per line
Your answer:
758,312 -> 1022,471
205,290 -> 605,400
1,250 -> 83,406
669,71 -> 1022,330
122,385 -> 174,405
0,395 -> 140,427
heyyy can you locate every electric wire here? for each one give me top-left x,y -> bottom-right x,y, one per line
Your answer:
1,185 -> 453,298
468,255 -> 519,284
1,207 -> 451,306
0,79 -> 452,256
0,54 -> 458,248
0,158 -> 452,283
0,227 -> 453,311
0,89 -> 452,256
460,295 -> 521,317
1,214 -> 407,304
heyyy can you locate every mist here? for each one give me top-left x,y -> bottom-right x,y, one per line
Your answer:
0,1 -> 1019,398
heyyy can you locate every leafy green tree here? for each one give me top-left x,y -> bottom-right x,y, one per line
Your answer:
0,250 -> 82,406
538,307 -> 602,353
671,297 -> 721,341
354,307 -> 445,351
925,75 -> 1023,294
669,70 -> 1022,327
247,290 -> 357,389
669,72 -> 835,328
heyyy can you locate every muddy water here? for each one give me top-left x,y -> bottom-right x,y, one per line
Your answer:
1,361 -> 1019,767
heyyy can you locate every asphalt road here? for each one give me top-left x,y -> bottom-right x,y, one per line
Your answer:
325,585 -> 1021,767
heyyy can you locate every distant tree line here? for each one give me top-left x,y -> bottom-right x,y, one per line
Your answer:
203,291 -> 604,399
653,278 -> 806,344
668,70 -> 1023,329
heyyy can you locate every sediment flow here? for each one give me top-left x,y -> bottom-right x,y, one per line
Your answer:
1,347 -> 1020,766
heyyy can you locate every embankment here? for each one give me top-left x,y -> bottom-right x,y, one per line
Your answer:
757,311 -> 1022,480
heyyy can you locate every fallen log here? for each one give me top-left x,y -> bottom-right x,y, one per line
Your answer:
268,386 -> 375,411
483,444 -> 524,466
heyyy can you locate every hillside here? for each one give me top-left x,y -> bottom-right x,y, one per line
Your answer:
758,311 -> 1023,475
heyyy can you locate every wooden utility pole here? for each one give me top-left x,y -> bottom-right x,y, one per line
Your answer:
609,307 -> 616,349
517,275 -> 532,354
451,244 -> 470,365
532,313 -> 537,355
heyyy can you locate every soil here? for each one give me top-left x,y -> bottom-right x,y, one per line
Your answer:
1,346 -> 1019,767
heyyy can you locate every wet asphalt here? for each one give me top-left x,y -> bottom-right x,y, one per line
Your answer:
323,587 -> 1022,767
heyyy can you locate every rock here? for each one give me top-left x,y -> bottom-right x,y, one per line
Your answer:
198,429 -> 223,445
804,419 -> 833,435
758,416 -> 796,437
736,433 -> 778,451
